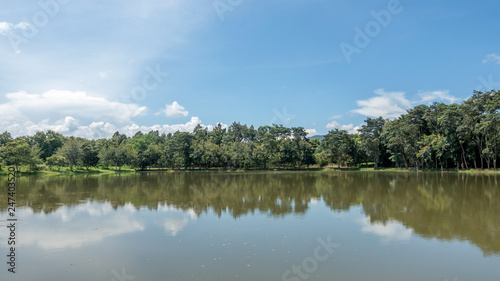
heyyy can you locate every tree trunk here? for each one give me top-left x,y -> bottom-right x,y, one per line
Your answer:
460,143 -> 468,169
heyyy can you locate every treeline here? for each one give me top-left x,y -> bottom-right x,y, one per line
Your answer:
0,89 -> 499,172
0,123 -> 319,171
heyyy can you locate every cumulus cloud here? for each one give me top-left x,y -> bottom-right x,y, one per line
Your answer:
0,90 -> 228,138
417,90 -> 459,104
352,89 -> 411,119
0,21 -> 29,35
117,116 -> 207,136
24,117 -> 79,135
0,115 -> 226,139
326,121 -> 361,134
305,128 -> 318,137
483,53 -> 500,64
0,90 -> 147,124
352,89 -> 460,119
71,116 -> 208,139
156,101 -> 189,118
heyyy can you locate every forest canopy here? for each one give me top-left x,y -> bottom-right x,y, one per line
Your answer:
1,89 -> 499,172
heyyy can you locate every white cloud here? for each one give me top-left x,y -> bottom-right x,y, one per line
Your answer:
25,117 -> 79,135
483,53 -> 500,64
0,21 -> 29,35
326,121 -> 360,134
352,89 -> 460,119
0,118 -> 82,137
305,128 -> 318,137
0,90 -> 215,138
156,101 -> 189,118
120,116 -> 203,136
72,116 -> 209,139
0,113 -> 225,139
417,90 -> 459,104
352,89 -> 411,119
0,90 -> 147,124
72,121 -> 119,139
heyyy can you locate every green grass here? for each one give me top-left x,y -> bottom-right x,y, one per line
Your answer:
0,165 -> 135,177
2,164 -> 500,177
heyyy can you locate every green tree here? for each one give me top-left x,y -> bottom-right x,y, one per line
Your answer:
359,117 -> 385,168
101,144 -> 135,170
131,131 -> 162,170
480,90 -> 500,169
0,140 -> 33,172
417,134 -> 449,169
58,139 -> 82,170
316,129 -> 353,168
0,131 -> 13,146
437,103 -> 464,169
164,132 -> 193,169
46,155 -> 66,171
31,130 -> 65,160
81,142 -> 100,171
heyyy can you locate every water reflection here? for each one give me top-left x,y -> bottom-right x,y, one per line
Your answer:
156,204 -> 198,236
0,171 -> 499,255
358,216 -> 413,243
9,202 -> 144,250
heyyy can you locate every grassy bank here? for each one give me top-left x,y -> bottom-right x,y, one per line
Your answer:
329,167 -> 500,175
0,166 -> 136,177
2,165 -> 500,177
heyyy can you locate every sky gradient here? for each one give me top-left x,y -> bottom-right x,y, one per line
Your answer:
1,0 -> 499,138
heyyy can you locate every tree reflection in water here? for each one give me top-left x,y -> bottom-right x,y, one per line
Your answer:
2,171 -> 499,255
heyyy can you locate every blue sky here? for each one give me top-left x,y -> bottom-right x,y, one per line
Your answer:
0,0 -> 499,138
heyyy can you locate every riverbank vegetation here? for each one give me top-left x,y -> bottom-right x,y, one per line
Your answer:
1,89 -> 499,174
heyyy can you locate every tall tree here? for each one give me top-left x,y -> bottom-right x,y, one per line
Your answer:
81,142 -> 100,171
359,117 -> 385,168
0,140 -> 34,172
0,131 -> 13,146
58,139 -> 82,171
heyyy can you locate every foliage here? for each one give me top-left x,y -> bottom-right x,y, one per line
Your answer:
57,139 -> 82,171
0,89 -> 499,171
0,140 -> 38,171
46,155 -> 66,171
81,142 -> 100,170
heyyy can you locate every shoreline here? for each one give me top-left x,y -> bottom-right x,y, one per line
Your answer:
2,166 -> 500,177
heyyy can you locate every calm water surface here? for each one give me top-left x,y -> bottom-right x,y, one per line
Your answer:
0,171 -> 499,281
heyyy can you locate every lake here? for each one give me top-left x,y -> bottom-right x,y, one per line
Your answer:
1,171 -> 499,281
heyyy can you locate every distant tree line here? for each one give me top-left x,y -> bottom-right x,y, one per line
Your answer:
0,89 -> 499,172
